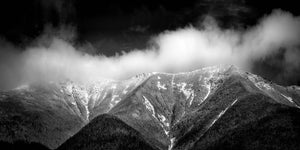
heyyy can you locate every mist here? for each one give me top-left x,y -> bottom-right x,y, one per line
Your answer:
0,9 -> 300,89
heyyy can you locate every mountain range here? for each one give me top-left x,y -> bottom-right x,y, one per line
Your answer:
1,65 -> 300,150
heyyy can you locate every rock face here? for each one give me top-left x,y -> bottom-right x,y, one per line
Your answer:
1,65 -> 300,150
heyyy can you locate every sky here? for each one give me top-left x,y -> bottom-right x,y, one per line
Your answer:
0,0 -> 300,89
1,0 -> 299,44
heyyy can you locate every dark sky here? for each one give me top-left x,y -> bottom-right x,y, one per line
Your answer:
0,0 -> 299,44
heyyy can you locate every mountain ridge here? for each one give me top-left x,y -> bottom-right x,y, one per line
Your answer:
1,65 -> 300,149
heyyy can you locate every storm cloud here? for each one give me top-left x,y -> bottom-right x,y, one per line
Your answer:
0,9 -> 299,89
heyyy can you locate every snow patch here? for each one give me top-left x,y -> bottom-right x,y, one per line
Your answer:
72,85 -> 90,121
248,74 -> 273,91
256,82 -> 272,90
163,128 -> 170,136
109,95 -> 121,109
84,103 -> 90,120
142,96 -> 156,118
280,93 -> 299,108
281,93 -> 293,103
157,113 -> 169,127
199,66 -> 226,104
88,83 -> 106,108
208,99 -> 238,129
231,98 -> 239,106
203,83 -> 211,102
168,138 -> 176,150
143,96 -> 171,136
202,75 -> 212,96
176,82 -> 195,105
122,84 -> 130,94
171,75 -> 175,89
111,84 -> 117,89
157,81 -> 167,90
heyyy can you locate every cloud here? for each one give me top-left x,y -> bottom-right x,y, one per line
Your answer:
0,9 -> 300,89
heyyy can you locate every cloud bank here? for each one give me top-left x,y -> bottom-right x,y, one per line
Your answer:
0,9 -> 300,89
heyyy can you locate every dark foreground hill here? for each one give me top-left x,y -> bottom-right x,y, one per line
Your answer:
57,114 -> 158,150
0,141 -> 49,150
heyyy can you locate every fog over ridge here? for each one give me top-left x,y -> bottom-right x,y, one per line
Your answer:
0,9 -> 300,89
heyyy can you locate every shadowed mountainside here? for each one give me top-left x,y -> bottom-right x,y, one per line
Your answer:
57,114 -> 158,150
0,84 -> 86,149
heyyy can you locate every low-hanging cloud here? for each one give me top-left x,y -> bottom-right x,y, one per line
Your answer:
0,9 -> 300,89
